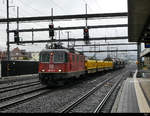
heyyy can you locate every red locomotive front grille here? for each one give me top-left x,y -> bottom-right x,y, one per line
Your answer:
39,63 -> 66,73
50,64 -> 66,72
39,63 -> 49,72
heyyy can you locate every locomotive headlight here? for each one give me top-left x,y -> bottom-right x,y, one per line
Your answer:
41,69 -> 45,72
58,69 -> 62,72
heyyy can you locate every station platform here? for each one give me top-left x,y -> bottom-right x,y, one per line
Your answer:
112,70 -> 150,113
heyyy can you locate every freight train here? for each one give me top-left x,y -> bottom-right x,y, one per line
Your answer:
38,47 -> 125,86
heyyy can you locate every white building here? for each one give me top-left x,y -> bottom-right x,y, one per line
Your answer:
30,52 -> 39,61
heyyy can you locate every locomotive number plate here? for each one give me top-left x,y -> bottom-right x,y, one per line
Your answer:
49,64 -> 54,69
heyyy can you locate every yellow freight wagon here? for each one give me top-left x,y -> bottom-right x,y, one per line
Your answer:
107,61 -> 113,70
103,61 -> 113,70
85,60 -> 97,73
103,61 -> 107,70
97,60 -> 105,72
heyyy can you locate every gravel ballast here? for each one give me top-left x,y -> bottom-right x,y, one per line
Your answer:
2,65 -> 134,113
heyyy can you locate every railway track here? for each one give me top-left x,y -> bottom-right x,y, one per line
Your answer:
93,76 -> 124,113
0,81 -> 40,93
0,68 -> 127,112
60,70 -> 127,113
0,86 -> 52,112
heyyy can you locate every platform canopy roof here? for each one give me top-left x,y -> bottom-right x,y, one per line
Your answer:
140,48 -> 150,57
128,0 -> 150,42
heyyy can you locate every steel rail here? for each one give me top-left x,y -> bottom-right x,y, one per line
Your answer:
60,73 -> 119,113
93,76 -> 123,113
0,88 -> 52,111
60,69 -> 126,113
0,81 -> 41,93
0,86 -> 46,103
0,80 -> 39,90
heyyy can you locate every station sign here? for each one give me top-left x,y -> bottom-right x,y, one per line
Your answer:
145,42 -> 150,48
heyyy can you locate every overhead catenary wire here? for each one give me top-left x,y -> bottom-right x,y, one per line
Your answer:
47,0 -> 67,14
82,0 -> 94,12
94,0 -> 102,10
13,0 -> 48,31
0,0 -> 134,58
0,0 -> 45,27
18,0 -> 69,34
19,0 -> 45,15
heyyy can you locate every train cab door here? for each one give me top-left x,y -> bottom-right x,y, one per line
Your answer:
70,54 -> 75,72
69,54 -> 73,72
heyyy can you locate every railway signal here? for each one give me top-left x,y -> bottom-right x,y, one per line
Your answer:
14,30 -> 19,44
49,24 -> 54,37
83,28 -> 89,40
83,28 -> 89,44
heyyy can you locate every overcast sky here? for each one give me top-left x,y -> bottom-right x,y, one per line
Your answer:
0,0 -> 140,60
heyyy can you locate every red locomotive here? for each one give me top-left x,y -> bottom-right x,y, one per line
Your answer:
39,47 -> 85,86
38,44 -> 125,86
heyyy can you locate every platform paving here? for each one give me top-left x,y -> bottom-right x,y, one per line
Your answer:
117,78 -> 140,113
112,70 -> 150,113
138,78 -> 150,108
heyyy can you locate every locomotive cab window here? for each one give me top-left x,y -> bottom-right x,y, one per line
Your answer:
72,55 -> 75,63
53,51 -> 68,63
39,52 -> 50,62
77,55 -> 79,63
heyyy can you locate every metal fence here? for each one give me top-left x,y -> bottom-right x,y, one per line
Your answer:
1,60 -> 39,77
